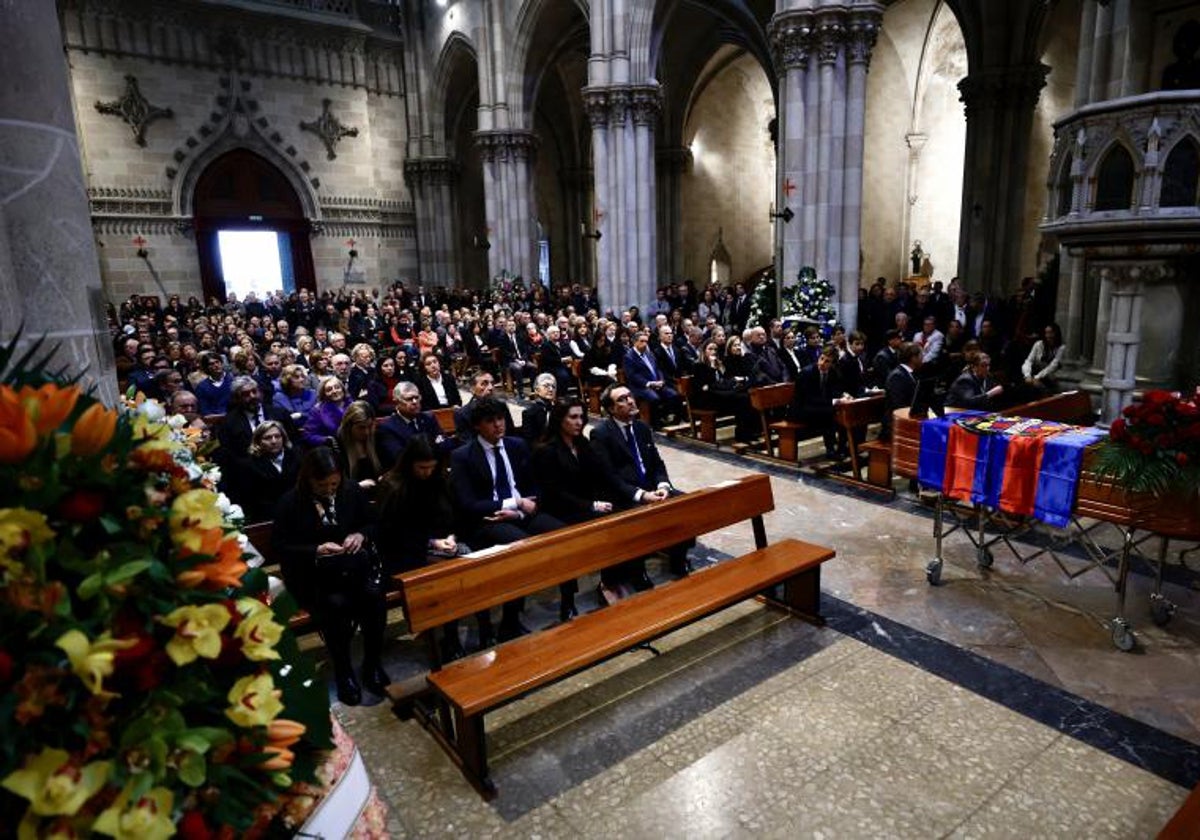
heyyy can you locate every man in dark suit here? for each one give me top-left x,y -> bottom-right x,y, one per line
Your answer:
500,320 -> 537,398
792,348 -> 847,459
590,384 -> 692,588
871,329 -> 903,388
376,381 -> 455,468
455,369 -> 517,443
728,283 -> 752,333
748,326 -> 788,384
882,342 -> 923,441
623,330 -> 682,428
947,352 -> 1005,409
450,397 -> 565,641
652,325 -> 688,382
216,376 -> 298,475
537,325 -> 573,394
838,331 -> 870,397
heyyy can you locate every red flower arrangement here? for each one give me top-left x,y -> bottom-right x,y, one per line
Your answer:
1099,387 -> 1200,496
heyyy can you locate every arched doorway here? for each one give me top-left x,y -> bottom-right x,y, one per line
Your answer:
192,149 -> 316,303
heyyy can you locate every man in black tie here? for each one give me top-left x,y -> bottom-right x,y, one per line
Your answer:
501,320 -> 537,398
729,282 -> 752,332
838,330 -> 870,397
450,397 -> 565,641
590,385 -> 692,591
652,325 -> 688,381
376,381 -> 455,469
793,348 -> 847,459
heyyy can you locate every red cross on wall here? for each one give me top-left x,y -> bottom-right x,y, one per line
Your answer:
593,208 -> 605,225
345,238 -> 357,249
782,178 -> 797,197
131,235 -> 147,249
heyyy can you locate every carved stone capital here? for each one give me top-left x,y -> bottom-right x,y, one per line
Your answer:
958,64 -> 1050,115
768,11 -> 814,72
474,130 -> 538,164
815,11 -> 844,66
608,89 -> 631,127
582,88 -> 610,128
845,11 -> 882,67
630,85 -> 662,126
403,157 -> 460,188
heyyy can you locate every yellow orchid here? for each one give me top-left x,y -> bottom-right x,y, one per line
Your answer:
225,673 -> 283,728
16,812 -> 82,840
55,630 -> 137,698
92,785 -> 175,840
234,599 -> 283,661
0,508 -> 54,571
159,604 -> 230,666
168,490 -> 224,552
1,747 -> 110,817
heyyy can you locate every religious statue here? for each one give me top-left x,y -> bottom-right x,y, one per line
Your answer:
910,240 -> 924,276
920,254 -> 934,278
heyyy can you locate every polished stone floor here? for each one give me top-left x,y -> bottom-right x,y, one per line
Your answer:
326,421 -> 1200,837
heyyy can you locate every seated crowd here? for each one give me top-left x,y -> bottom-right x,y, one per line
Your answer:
110,273 -> 1063,703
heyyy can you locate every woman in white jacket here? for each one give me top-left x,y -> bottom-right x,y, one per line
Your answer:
1023,322 -> 1065,393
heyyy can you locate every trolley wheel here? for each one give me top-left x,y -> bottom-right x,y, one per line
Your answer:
925,560 -> 942,586
1150,596 -> 1176,628
976,547 -> 994,568
1110,619 -> 1136,652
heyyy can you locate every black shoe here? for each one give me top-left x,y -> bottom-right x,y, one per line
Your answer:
559,594 -> 578,622
498,619 -> 531,642
670,558 -> 692,578
336,672 -> 362,706
631,572 -> 655,592
362,662 -> 391,696
441,638 -> 466,662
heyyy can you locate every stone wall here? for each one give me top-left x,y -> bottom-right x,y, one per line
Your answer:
680,53 -> 775,287
62,0 -> 416,302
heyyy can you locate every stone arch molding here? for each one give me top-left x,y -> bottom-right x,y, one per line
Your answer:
169,75 -> 321,224
432,30 -> 480,142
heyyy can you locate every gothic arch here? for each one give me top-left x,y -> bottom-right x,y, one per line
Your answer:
510,0 -> 590,122
432,31 -> 480,143
1090,139 -> 1139,211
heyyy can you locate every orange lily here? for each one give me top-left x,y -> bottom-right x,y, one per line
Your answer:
0,386 -> 37,463
18,384 -> 80,436
176,528 -> 247,590
266,719 -> 306,749
71,403 -> 119,457
258,746 -> 295,771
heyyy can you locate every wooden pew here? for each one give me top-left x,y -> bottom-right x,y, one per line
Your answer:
748,382 -> 797,458
432,406 -> 457,436
822,393 -> 892,495
394,474 -> 836,797
671,375 -> 733,443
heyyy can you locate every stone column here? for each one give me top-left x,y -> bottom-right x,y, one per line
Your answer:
0,2 -> 116,403
956,64 -> 1049,295
404,157 -> 459,286
768,10 -> 813,288
584,90 -> 612,306
656,146 -> 692,283
475,129 -> 537,282
632,85 -> 660,300
839,7 -> 882,330
813,13 -> 840,276
1098,264 -> 1145,422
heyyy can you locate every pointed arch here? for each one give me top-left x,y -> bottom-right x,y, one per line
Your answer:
432,31 -> 480,143
1092,141 -> 1137,211
1161,135 -> 1200,207
1055,150 -> 1075,217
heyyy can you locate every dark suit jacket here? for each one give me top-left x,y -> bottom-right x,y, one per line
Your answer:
454,397 -> 517,443
882,365 -> 918,439
416,372 -> 462,412
376,411 -> 451,468
793,364 -> 842,424
449,435 -> 538,529
652,342 -> 687,381
589,417 -> 671,502
871,346 -> 899,388
622,348 -> 662,395
216,405 -> 298,469
948,371 -> 995,410
520,398 -> 555,444
236,450 -> 301,523
839,352 -> 869,397
531,436 -> 613,524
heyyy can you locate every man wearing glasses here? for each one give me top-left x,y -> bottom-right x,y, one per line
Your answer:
376,381 -> 455,468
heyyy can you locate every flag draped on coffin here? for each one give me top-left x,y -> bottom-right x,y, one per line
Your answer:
917,413 -> 1108,527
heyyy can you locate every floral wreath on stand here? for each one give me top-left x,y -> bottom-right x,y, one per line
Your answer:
488,271 -> 525,310
747,266 -> 838,336
0,334 -> 335,838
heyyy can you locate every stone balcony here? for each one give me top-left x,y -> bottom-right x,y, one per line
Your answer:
1041,90 -> 1200,249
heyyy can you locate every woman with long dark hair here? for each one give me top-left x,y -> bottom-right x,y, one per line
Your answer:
272,446 -> 387,705
531,398 -> 613,620
1022,322 -> 1065,394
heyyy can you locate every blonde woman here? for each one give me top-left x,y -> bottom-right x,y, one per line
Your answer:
302,376 -> 350,447
334,401 -> 383,493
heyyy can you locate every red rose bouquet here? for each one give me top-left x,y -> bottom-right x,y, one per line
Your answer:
1097,387 -> 1200,496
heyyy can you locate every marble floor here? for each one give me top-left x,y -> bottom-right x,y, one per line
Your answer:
326,427 -> 1200,838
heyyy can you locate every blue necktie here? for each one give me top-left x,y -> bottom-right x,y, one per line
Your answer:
493,444 -> 512,500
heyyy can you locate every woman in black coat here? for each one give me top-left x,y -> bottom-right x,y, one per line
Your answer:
531,398 -> 614,620
235,421 -> 300,523
693,340 -> 757,443
272,446 -> 386,706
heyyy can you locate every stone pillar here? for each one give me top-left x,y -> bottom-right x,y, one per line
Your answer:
813,13 -> 840,277
839,9 -> 881,330
768,10 -> 813,287
404,157 -> 459,286
585,91 -> 612,304
632,86 -> 660,299
957,64 -> 1049,295
1099,265 -> 1145,422
1074,0 -> 1097,109
475,129 -> 537,282
656,147 -> 692,282
0,2 -> 116,404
